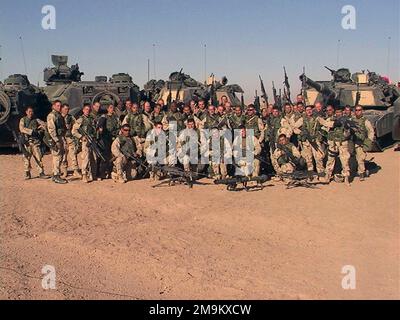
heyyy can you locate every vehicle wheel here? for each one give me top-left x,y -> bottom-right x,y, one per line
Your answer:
0,91 -> 11,125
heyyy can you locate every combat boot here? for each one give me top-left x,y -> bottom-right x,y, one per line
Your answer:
39,172 -> 50,179
24,171 -> 31,180
82,174 -> 89,183
53,175 -> 68,184
359,173 -> 365,181
61,167 -> 68,179
73,170 -> 82,179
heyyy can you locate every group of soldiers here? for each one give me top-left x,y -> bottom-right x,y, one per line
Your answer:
19,93 -> 375,186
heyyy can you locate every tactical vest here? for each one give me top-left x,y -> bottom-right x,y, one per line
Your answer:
327,116 -> 346,142
53,111 -> 66,136
118,135 -> 136,155
269,116 -> 282,141
22,117 -> 40,141
277,143 -> 294,166
229,114 -> 245,129
301,116 -> 321,142
166,111 -> 184,131
245,115 -> 261,138
204,114 -> 220,129
64,114 -> 74,138
353,116 -> 368,143
127,112 -> 145,138
151,112 -> 164,124
105,114 -> 120,139
79,115 -> 97,138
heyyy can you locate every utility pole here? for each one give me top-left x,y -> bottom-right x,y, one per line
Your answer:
152,44 -> 156,79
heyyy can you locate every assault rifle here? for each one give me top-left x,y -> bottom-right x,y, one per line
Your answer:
276,143 -> 304,169
214,174 -> 270,191
300,129 -> 324,156
283,66 -> 292,105
259,75 -> 269,106
151,165 -> 199,189
78,127 -> 106,162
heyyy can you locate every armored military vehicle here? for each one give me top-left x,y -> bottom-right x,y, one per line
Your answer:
145,70 -> 244,106
300,67 -> 400,150
0,74 -> 50,147
42,55 -> 141,116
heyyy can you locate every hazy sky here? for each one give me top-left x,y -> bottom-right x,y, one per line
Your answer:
0,0 -> 399,101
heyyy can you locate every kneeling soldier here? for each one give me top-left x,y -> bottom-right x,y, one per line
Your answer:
111,124 -> 141,183
271,134 -> 302,181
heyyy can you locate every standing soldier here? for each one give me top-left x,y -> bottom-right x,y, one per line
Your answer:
47,100 -> 68,184
72,104 -> 97,183
123,103 -> 146,139
202,105 -> 220,130
142,101 -> 153,133
61,104 -> 81,179
352,105 -> 374,181
298,105 -> 325,179
163,102 -> 184,132
232,126 -> 261,178
244,104 -> 264,142
317,105 -> 351,185
228,106 -> 245,130
98,104 -> 121,179
18,106 -> 48,180
150,104 -> 165,125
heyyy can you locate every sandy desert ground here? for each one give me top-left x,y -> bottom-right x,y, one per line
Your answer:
0,148 -> 399,300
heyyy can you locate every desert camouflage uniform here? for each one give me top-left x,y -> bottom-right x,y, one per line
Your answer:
352,116 -> 374,175
271,143 -> 301,175
62,113 -> 79,174
72,114 -> 97,181
228,113 -> 246,130
245,114 -> 265,142
298,115 -> 325,175
177,128 -> 200,172
232,134 -> 261,177
19,116 -> 46,175
47,109 -> 66,176
111,134 -> 141,183
200,129 -> 231,179
318,115 -> 351,180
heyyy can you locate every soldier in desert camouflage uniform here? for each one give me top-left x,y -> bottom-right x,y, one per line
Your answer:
317,105 -> 351,185
18,106 -> 48,180
47,100 -> 68,184
72,104 -> 97,183
352,105 -> 375,181
61,104 -> 81,179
